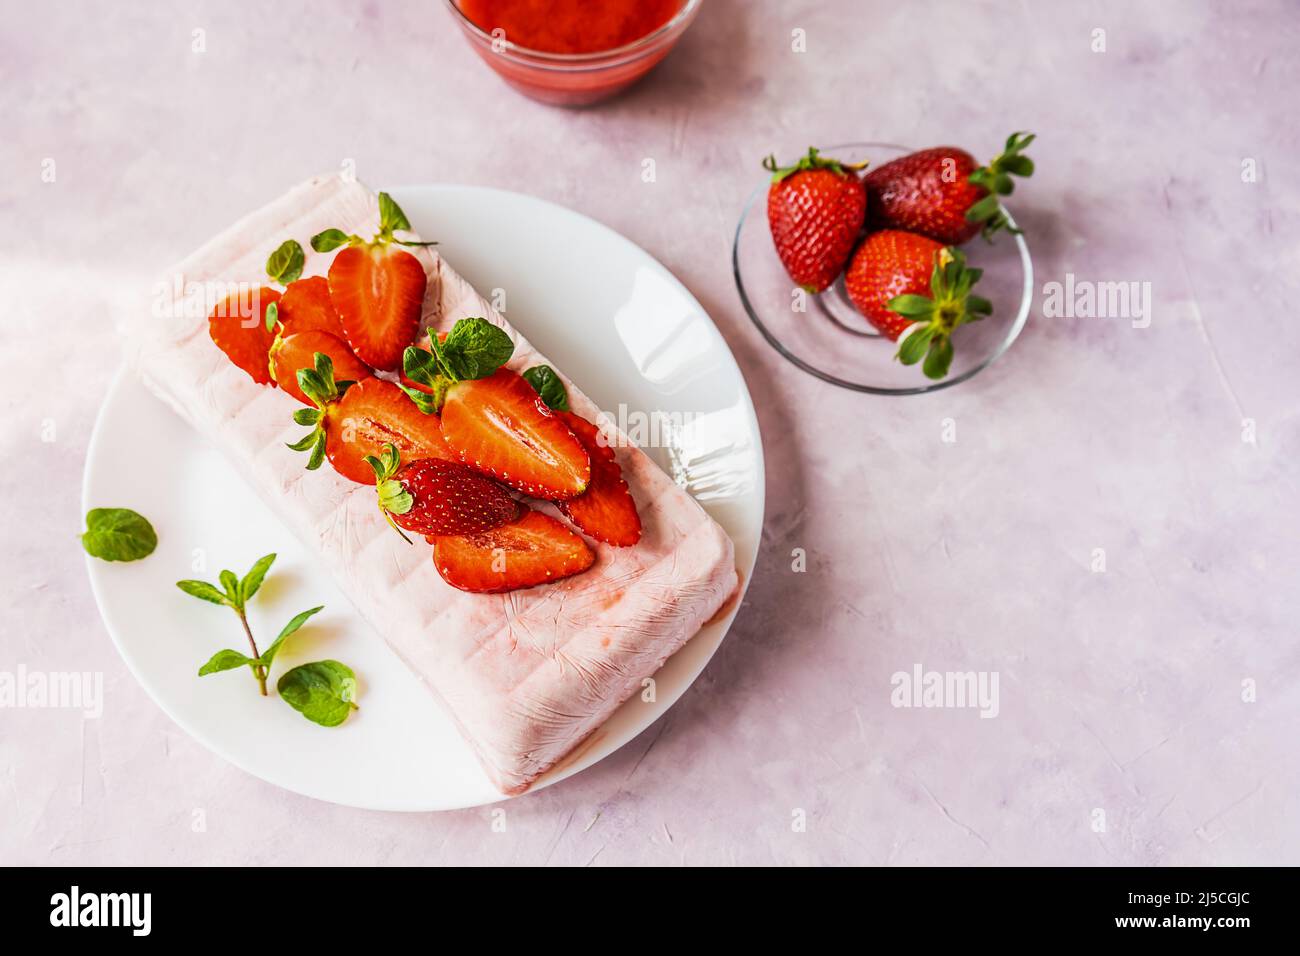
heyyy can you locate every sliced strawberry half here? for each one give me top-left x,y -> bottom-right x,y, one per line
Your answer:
288,358 -> 455,485
432,507 -> 595,594
327,245 -> 425,372
555,411 -> 641,547
311,192 -> 436,373
277,275 -> 346,338
441,368 -> 590,500
269,329 -> 371,405
208,286 -> 280,385
328,378 -> 456,484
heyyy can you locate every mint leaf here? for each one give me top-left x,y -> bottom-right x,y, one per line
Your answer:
266,240 -> 305,286
198,648 -> 253,676
403,344 -> 442,388
377,192 -> 411,234
277,660 -> 358,727
522,365 -> 569,411
239,553 -> 276,605
440,318 -> 513,381
176,579 -> 231,606
310,229 -> 353,253
219,569 -> 240,604
81,508 -> 157,562
259,606 -> 324,668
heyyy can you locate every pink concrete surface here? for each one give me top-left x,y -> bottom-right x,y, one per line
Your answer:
2,0 -> 1297,865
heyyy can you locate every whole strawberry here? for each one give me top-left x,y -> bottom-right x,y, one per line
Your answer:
364,443 -> 518,542
863,132 -> 1035,244
763,147 -> 867,293
844,230 -> 991,380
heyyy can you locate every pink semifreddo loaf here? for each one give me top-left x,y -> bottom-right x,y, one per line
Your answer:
126,175 -> 738,795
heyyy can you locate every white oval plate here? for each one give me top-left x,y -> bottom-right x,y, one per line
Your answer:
83,185 -> 764,811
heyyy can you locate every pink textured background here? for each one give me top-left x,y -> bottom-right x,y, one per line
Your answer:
2,0 -> 1297,865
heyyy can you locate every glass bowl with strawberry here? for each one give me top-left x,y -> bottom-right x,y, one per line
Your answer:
733,136 -> 1036,394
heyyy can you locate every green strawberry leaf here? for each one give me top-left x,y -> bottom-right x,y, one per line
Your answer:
761,147 -> 868,183
295,368 -> 328,406
81,508 -> 157,562
306,431 -> 327,471
198,648 -> 254,677
965,195 -> 1000,224
897,327 -> 936,365
923,337 -> 955,380
398,383 -> 441,415
965,131 -> 1035,239
522,365 -> 569,411
265,300 -> 279,334
286,430 -> 320,452
277,660 -> 359,727
376,479 -> 414,515
887,294 -> 935,318
1001,155 -> 1034,177
364,443 -> 402,483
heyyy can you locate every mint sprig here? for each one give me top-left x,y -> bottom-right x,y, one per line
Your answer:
178,552 -> 329,705
81,508 -> 157,562
287,351 -> 356,471
177,553 -> 283,695
521,365 -> 569,412
309,192 -> 438,255
399,317 -> 514,414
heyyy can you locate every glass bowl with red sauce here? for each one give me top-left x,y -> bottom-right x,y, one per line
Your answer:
444,0 -> 702,107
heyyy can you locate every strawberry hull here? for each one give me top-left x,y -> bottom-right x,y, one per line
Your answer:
125,176 -> 737,796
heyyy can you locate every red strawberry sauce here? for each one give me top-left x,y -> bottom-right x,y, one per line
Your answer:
459,0 -> 684,54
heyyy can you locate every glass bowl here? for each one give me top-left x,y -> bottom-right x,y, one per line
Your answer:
442,0 -> 704,107
733,142 -> 1033,395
